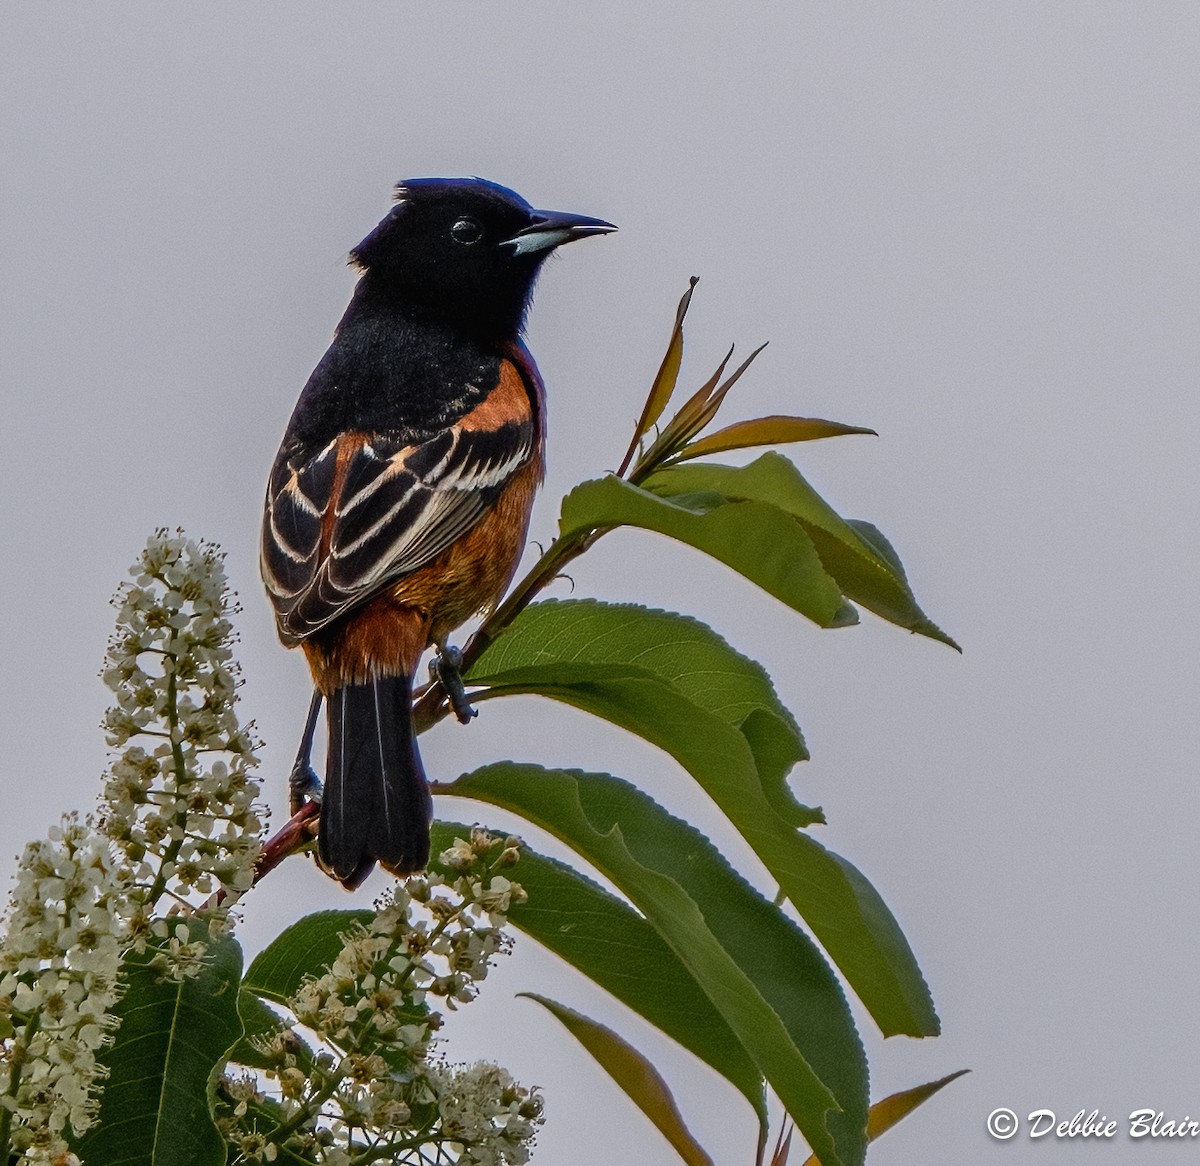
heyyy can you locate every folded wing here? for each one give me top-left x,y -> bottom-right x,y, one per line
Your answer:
262,391 -> 534,644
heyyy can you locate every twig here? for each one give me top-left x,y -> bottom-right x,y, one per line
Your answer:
253,800 -> 320,885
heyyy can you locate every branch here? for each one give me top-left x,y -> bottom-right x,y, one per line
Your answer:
253,799 -> 320,884
203,800 -> 319,906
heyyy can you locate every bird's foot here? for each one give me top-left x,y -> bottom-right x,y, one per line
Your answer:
289,760 -> 323,816
431,645 -> 478,725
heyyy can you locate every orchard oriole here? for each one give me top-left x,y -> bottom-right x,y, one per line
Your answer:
261,177 -> 614,888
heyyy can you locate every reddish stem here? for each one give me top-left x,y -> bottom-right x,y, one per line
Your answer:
253,800 -> 320,885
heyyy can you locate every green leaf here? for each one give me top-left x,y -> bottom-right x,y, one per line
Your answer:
441,762 -> 868,1166
465,602 -> 938,1039
521,993 -> 715,1166
430,822 -> 766,1134
640,277 -> 697,435
468,599 -> 817,825
670,415 -> 876,462
644,453 -> 959,649
638,344 -> 735,470
846,520 -> 909,582
799,1071 -> 969,1165
865,1071 -> 969,1140
558,475 -> 853,628
620,278 -> 698,474
75,925 -> 244,1166
242,909 -> 371,1005
225,990 -> 316,1075
227,990 -> 286,1070
668,343 -> 769,448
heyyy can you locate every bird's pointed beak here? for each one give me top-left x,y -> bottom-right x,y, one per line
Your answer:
502,208 -> 617,255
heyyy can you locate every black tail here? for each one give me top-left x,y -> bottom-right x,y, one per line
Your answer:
319,673 -> 433,888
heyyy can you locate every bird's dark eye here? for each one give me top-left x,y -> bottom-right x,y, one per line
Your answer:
450,216 -> 483,245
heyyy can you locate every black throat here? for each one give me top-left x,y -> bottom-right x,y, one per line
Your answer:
283,282 -> 509,453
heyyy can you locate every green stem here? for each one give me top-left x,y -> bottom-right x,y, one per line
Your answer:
146,661 -> 188,906
350,1131 -> 438,1165
263,1069 -> 341,1148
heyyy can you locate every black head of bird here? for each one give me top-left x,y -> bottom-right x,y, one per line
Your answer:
348,177 -> 616,342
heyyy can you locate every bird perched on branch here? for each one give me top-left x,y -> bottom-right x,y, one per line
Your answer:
261,177 -> 615,888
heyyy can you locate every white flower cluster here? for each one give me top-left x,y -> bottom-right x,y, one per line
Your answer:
2,531 -> 269,1164
0,818 -> 123,1165
99,531 -> 264,950
218,830 -> 541,1165
430,1060 -> 544,1166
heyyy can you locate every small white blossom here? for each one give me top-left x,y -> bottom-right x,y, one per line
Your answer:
439,837 -> 477,871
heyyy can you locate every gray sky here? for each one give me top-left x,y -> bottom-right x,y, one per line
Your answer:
3,3 -> 1199,1162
